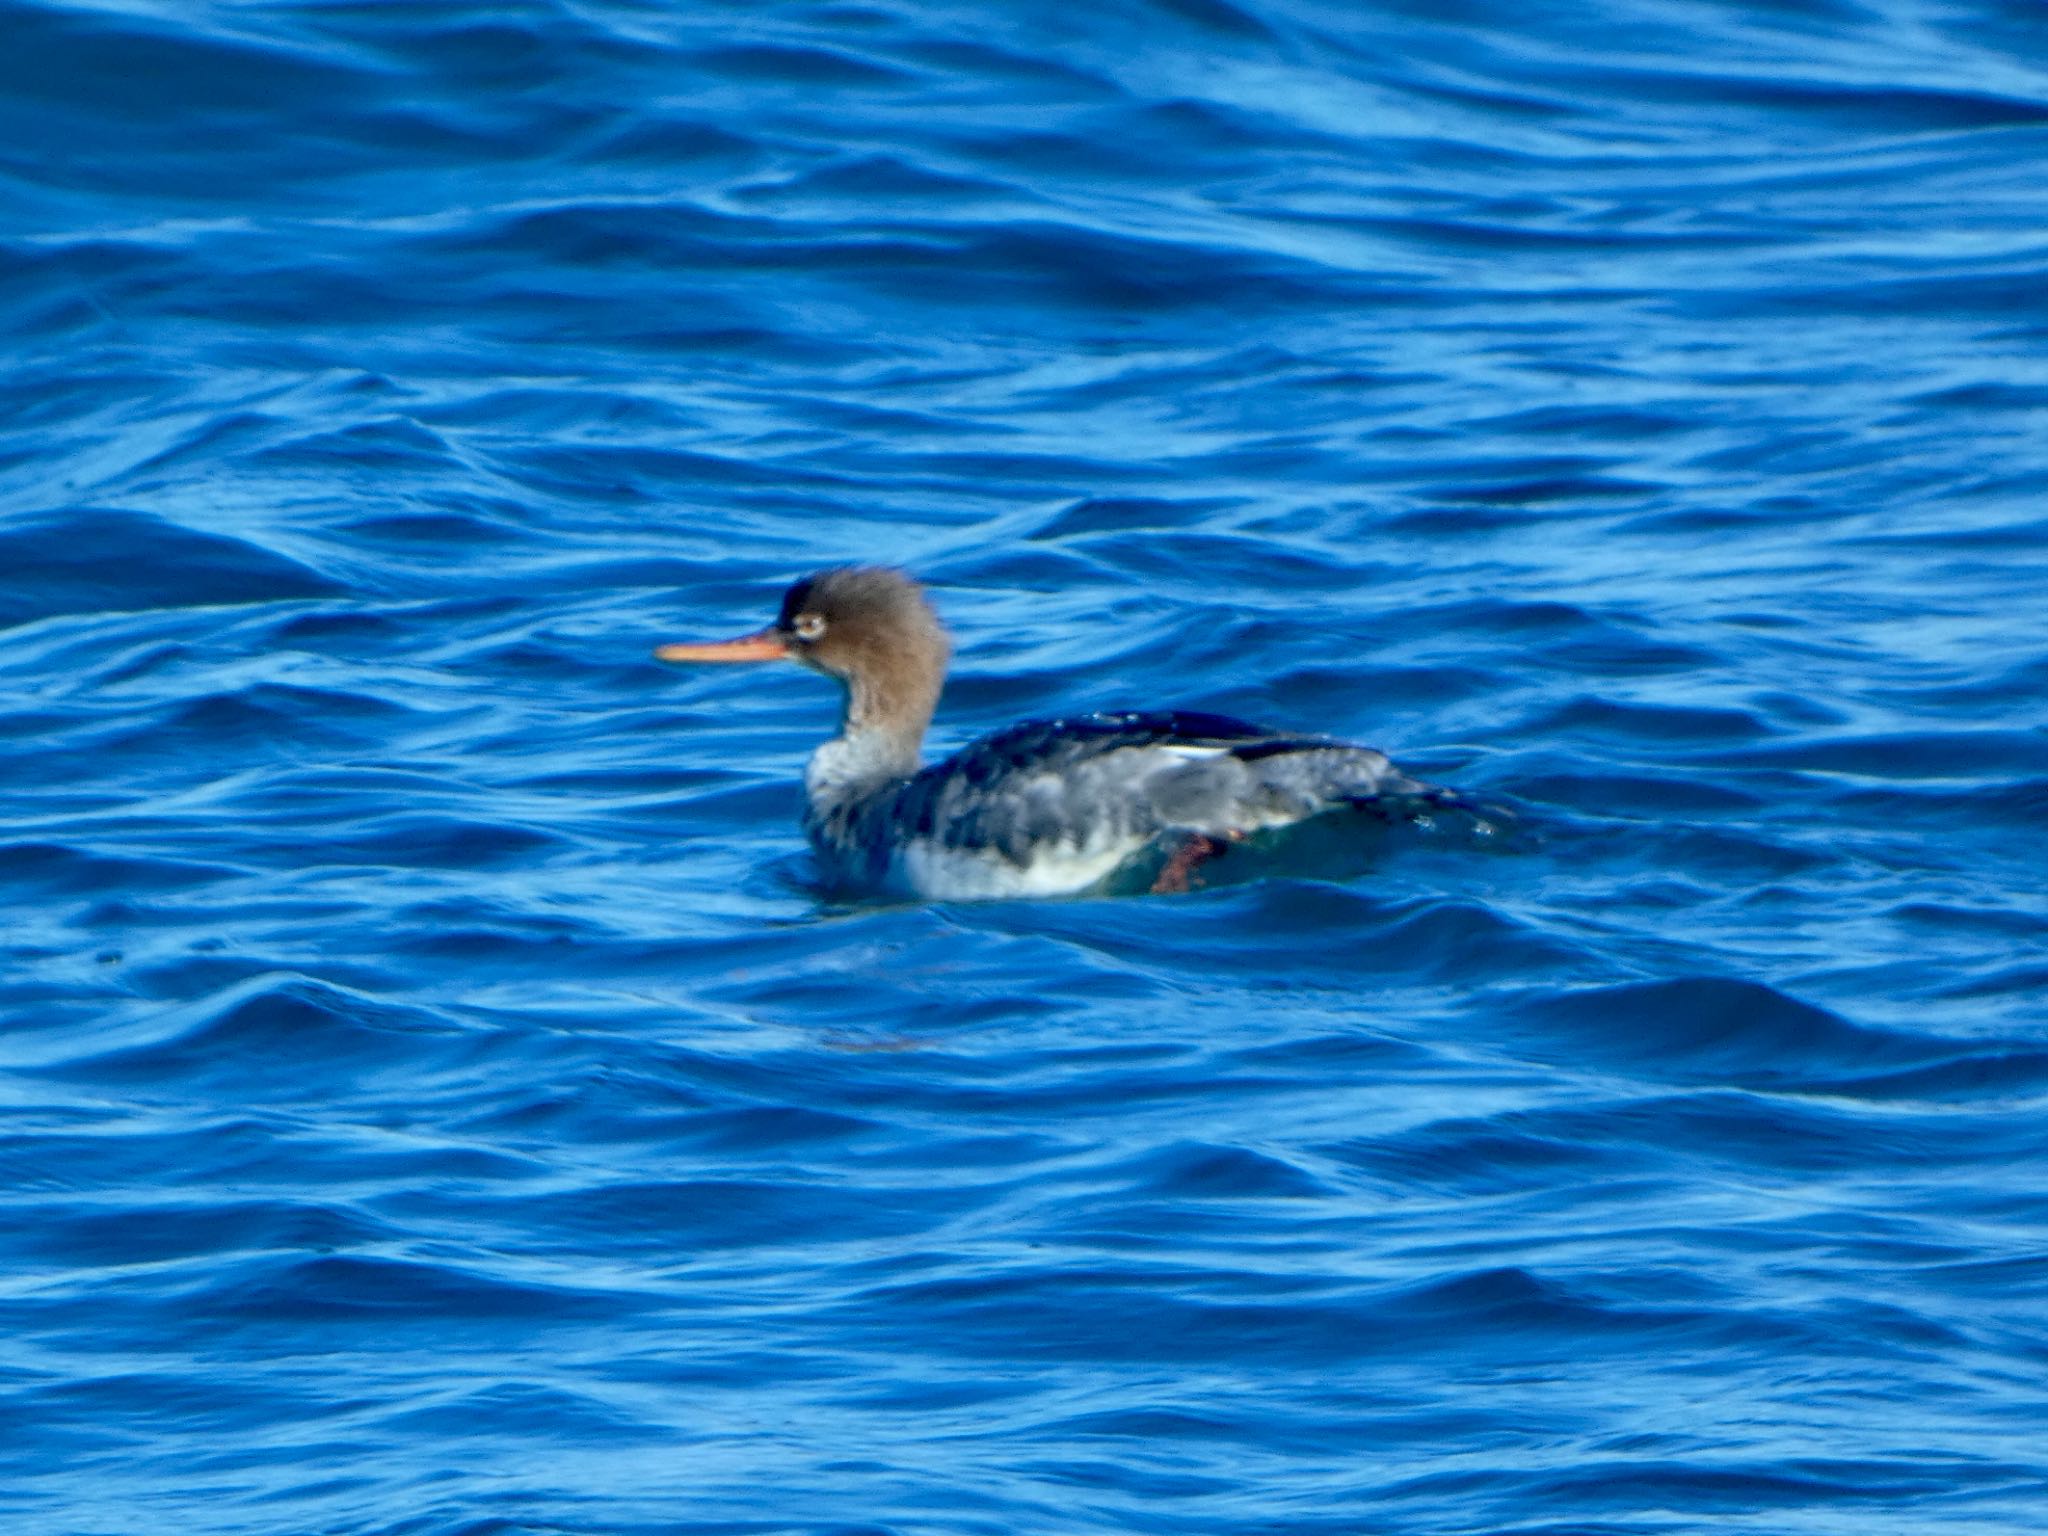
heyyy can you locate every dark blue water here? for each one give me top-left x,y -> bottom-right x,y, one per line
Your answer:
6,1 -> 2048,1530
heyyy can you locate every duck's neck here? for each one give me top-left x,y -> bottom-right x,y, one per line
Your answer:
802,672 -> 934,821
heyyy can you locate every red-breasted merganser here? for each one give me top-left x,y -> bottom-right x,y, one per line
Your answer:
657,567 -> 1473,899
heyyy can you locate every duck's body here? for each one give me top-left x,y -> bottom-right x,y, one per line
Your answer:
804,708 -> 1448,899
659,568 -> 1468,900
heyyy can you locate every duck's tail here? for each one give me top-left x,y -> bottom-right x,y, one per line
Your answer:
1347,777 -> 1520,844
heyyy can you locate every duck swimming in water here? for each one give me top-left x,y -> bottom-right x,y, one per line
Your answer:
657,567 -> 1474,899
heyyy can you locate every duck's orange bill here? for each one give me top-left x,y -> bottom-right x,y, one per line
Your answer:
654,628 -> 789,663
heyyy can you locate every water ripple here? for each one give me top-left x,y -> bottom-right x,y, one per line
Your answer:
5,0 -> 2048,1532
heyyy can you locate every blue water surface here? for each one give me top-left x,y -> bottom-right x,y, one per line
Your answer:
5,1 -> 2048,1531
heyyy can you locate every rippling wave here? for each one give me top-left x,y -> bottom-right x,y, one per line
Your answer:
5,0 -> 2047,1531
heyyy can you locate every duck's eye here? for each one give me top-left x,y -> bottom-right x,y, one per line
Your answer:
791,612 -> 827,642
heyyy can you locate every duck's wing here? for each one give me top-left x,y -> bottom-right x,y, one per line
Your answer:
891,711 -> 1437,866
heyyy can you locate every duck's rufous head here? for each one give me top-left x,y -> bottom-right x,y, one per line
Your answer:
657,567 -> 951,742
